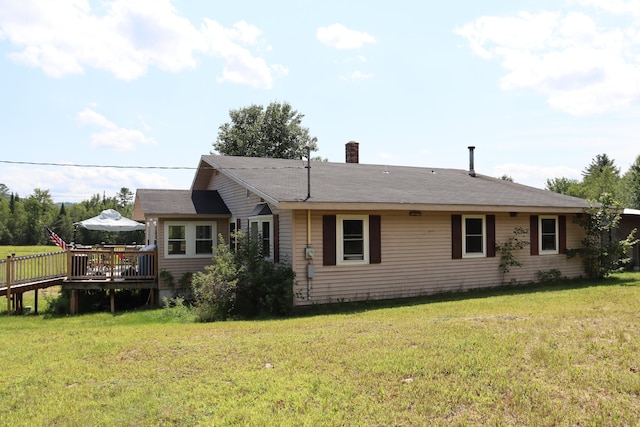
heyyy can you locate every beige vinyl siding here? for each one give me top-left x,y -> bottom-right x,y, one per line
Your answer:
207,173 -> 265,221
291,210 -> 585,306
207,172 -> 294,261
277,210 -> 293,261
156,218 -> 228,292
497,214 -> 583,281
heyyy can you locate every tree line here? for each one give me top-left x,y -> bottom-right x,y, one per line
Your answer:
545,153 -> 640,209
0,186 -> 142,247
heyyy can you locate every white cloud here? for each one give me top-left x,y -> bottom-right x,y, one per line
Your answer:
455,6 -> 640,116
340,71 -> 374,81
0,164 -> 173,202
575,0 -> 640,18
76,107 -> 156,151
77,107 -> 116,129
0,0 -> 281,88
89,128 -> 155,151
201,17 -> 285,89
317,24 -> 376,50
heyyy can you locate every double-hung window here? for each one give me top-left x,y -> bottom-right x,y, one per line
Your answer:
337,215 -> 369,264
167,225 -> 186,255
540,216 -> 558,254
463,215 -> 485,257
195,225 -> 214,255
165,222 -> 217,258
323,214 -> 381,266
249,215 -> 274,260
452,214 -> 495,259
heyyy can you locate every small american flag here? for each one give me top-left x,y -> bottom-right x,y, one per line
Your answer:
44,225 -> 68,251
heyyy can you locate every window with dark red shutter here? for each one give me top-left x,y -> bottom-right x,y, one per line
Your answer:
559,215 -> 566,254
323,215 -> 336,266
486,215 -> 496,258
452,215 -> 462,259
369,215 -> 381,264
530,215 -> 539,255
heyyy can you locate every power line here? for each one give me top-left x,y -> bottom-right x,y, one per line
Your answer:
0,160 -> 197,170
0,159 -> 308,171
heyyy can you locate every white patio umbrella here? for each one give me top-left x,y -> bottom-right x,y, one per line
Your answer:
75,209 -> 145,232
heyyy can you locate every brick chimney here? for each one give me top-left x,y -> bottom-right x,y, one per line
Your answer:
346,141 -> 359,163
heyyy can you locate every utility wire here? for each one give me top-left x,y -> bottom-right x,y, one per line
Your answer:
0,159 -> 308,171
0,160 -> 196,170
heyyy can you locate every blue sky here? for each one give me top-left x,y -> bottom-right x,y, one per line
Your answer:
1,0 -> 640,202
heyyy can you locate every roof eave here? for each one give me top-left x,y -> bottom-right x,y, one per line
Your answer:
139,213 -> 232,219
277,201 -> 588,213
201,156 -> 280,206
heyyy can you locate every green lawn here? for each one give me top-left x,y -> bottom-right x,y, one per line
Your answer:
1,245 -> 63,258
1,274 -> 639,426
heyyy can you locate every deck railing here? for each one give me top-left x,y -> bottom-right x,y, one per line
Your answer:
1,248 -> 157,288
68,247 -> 157,281
1,251 -> 67,287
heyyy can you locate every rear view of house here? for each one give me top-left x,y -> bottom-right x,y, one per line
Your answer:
133,143 -> 590,304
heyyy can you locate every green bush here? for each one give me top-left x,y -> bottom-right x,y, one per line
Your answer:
191,238 -> 238,321
191,233 -> 295,321
567,194 -> 637,279
536,269 -> 562,283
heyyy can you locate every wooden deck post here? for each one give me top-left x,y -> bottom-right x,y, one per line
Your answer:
6,255 -> 11,316
109,289 -> 115,313
34,288 -> 38,315
70,290 -> 78,315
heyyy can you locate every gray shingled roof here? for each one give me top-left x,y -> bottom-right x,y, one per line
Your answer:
200,155 -> 590,210
135,189 -> 231,216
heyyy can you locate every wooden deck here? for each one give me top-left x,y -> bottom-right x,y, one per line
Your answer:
1,247 -> 158,315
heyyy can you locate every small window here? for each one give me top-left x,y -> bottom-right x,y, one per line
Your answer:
337,215 -> 369,264
249,215 -> 274,260
540,216 -> 558,254
164,222 -> 217,258
195,225 -> 213,254
463,215 -> 485,257
167,225 -> 186,255
261,221 -> 271,257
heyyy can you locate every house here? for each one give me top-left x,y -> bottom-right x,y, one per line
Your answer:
132,142 -> 591,304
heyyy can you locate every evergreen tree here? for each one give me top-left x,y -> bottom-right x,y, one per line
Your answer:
580,154 -> 620,201
619,155 -> 640,209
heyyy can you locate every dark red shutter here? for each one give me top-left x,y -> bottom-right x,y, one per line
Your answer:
369,215 -> 381,264
486,215 -> 496,257
323,215 -> 336,266
273,214 -> 279,263
558,215 -> 566,254
530,216 -> 539,255
236,218 -> 241,231
452,215 -> 462,259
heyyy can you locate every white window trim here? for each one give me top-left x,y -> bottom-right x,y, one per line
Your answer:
164,221 -> 217,258
539,215 -> 559,255
337,214 -> 370,265
249,214 -> 274,261
462,215 -> 486,258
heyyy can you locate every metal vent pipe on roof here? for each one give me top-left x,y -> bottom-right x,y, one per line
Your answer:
468,146 -> 476,177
